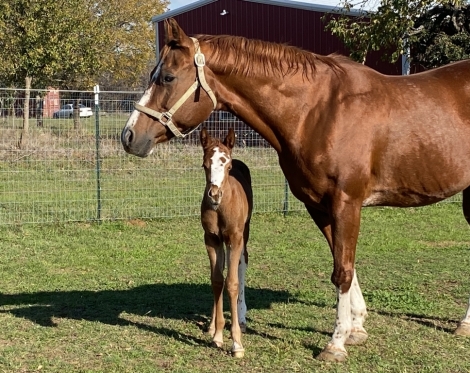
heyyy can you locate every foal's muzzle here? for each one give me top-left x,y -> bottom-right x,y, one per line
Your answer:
208,185 -> 223,207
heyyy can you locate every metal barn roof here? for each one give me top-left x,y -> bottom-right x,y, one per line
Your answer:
152,0 -> 368,23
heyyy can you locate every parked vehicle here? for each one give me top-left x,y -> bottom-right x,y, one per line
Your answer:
53,104 -> 93,119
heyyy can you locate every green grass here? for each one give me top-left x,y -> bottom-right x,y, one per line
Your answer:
0,203 -> 469,372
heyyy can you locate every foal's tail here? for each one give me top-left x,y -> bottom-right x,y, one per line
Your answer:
231,159 -> 252,186
231,158 -> 253,221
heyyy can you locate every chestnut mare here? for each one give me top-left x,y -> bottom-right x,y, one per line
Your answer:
121,18 -> 470,362
200,127 -> 253,358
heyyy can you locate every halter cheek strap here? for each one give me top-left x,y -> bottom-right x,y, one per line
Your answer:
134,37 -> 217,138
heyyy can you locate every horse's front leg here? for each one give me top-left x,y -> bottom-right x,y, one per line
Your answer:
204,232 -> 225,348
315,195 -> 362,362
226,233 -> 245,358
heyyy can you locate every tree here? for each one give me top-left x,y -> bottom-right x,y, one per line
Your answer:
0,0 -> 168,147
324,0 -> 469,66
412,2 -> 470,68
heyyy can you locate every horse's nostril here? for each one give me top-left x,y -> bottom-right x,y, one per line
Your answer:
122,128 -> 134,146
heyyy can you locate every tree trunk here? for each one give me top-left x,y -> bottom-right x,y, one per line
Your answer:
18,76 -> 32,149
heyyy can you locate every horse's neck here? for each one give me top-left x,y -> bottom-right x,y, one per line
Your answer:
207,54 -> 335,152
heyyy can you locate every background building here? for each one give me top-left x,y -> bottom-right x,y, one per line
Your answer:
152,0 -> 402,75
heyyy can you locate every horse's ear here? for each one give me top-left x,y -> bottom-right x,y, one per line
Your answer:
164,18 -> 191,48
224,128 -> 236,150
200,127 -> 209,148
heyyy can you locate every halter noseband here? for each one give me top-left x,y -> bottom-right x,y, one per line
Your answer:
134,37 -> 217,138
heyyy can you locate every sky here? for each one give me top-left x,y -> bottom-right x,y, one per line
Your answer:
168,0 -> 353,11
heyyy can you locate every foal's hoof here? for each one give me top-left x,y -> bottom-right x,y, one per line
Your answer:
211,340 -> 224,349
231,342 -> 245,358
454,322 -> 470,336
346,330 -> 368,345
232,348 -> 245,358
316,346 -> 347,363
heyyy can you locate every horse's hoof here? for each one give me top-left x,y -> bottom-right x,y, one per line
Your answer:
346,330 -> 368,345
239,322 -> 247,333
454,322 -> 470,336
316,347 -> 347,363
232,348 -> 245,358
211,340 -> 224,349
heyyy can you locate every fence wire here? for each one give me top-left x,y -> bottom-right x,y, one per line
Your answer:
0,88 -> 308,225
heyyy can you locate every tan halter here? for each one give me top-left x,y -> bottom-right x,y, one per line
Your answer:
134,37 -> 217,138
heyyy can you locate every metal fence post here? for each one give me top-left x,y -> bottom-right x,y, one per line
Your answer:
94,85 -> 102,222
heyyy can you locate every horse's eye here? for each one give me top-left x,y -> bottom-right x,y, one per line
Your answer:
163,75 -> 175,83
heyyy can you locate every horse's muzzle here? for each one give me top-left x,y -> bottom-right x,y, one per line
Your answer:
121,127 -> 153,158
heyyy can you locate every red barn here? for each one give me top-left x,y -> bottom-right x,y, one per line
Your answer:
152,0 -> 403,75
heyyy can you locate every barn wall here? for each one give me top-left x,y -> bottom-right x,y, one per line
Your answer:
156,0 -> 402,75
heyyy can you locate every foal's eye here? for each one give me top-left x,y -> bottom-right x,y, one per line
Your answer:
163,75 -> 175,83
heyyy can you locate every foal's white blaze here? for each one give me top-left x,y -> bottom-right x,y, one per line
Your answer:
210,147 -> 230,187
237,251 -> 247,327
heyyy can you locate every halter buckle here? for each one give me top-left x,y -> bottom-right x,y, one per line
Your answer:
194,52 -> 206,67
159,111 -> 173,125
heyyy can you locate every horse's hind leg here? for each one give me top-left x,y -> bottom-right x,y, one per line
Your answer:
204,232 -> 226,347
455,188 -> 470,336
306,205 -> 368,345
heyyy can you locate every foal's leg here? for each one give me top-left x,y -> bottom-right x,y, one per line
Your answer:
306,197 -> 362,362
204,232 -> 226,347
226,233 -> 245,357
238,221 -> 250,332
237,247 -> 248,333
455,187 -> 470,336
306,205 -> 368,347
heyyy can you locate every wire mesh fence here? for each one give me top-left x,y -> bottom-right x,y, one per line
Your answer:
0,87 -> 307,225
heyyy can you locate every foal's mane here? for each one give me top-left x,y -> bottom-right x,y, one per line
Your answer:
196,34 -> 345,78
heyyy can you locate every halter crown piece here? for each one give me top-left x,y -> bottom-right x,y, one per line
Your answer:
134,37 -> 217,138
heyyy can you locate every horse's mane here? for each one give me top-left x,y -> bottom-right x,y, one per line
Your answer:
196,34 -> 346,78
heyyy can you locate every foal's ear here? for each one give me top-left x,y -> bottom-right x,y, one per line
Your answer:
224,128 -> 236,150
164,18 -> 192,48
200,127 -> 210,148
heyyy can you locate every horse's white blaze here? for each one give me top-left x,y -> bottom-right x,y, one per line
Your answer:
210,147 -> 230,187
237,251 -> 247,326
124,85 -> 154,130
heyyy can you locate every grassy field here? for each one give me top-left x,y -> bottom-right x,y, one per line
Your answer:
0,203 -> 469,372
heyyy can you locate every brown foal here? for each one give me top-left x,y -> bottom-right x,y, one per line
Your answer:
200,127 -> 253,358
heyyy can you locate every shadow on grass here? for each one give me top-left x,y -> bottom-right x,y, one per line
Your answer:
369,308 -> 459,334
0,283 -> 298,346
